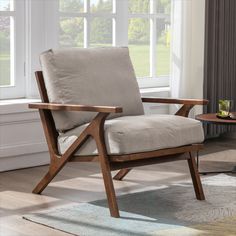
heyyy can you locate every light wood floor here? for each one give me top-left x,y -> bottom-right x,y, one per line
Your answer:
0,138 -> 236,236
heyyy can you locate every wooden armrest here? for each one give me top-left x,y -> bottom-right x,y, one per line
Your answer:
29,103 -> 123,113
142,97 -> 208,105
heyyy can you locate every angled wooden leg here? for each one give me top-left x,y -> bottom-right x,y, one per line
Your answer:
92,113 -> 120,218
113,168 -> 132,181
33,156 -> 67,194
33,126 -> 90,195
33,168 -> 57,194
188,152 -> 205,200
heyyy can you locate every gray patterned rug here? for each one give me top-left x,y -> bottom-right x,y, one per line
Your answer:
23,174 -> 236,236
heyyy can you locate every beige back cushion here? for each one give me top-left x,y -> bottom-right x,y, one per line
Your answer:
40,47 -> 144,131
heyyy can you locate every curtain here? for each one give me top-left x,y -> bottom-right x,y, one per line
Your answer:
204,0 -> 236,137
170,0 -> 206,116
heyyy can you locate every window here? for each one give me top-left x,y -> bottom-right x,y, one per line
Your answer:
58,0 -> 171,83
0,0 -> 25,99
59,0 -> 114,48
0,0 -> 171,99
128,0 -> 171,79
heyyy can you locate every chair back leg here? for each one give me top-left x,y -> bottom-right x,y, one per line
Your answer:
113,168 -> 131,181
188,152 -> 205,200
33,167 -> 57,194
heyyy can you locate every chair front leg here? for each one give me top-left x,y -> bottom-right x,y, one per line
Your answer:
188,152 -> 205,200
33,157 -> 59,194
33,131 -> 90,194
90,113 -> 120,218
33,110 -> 102,195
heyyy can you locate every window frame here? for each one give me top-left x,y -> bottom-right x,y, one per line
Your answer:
57,0 -> 170,87
0,0 -> 25,99
1,0 -> 170,100
125,0 -> 171,86
58,0 -> 115,48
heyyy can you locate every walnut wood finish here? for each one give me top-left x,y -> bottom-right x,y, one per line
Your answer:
29,103 -> 122,113
110,153 -> 188,170
188,152 -> 205,200
71,144 -> 203,163
113,168 -> 132,180
175,104 -> 194,117
110,144 -> 203,162
29,71 -> 207,218
196,113 -> 236,125
34,72 -> 59,157
142,97 -> 209,105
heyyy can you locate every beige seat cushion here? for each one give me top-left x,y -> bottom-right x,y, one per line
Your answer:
40,47 -> 144,131
58,114 -> 204,156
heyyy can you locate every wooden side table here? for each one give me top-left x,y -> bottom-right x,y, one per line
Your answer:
196,113 -> 236,175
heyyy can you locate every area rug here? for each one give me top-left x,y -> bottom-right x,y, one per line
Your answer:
23,174 -> 236,236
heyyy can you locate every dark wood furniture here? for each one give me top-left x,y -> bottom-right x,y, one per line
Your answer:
29,71 -> 208,218
196,113 -> 236,174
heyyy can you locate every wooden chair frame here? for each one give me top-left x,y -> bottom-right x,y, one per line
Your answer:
29,71 -> 208,218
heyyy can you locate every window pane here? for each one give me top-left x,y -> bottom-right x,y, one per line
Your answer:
129,0 -> 150,14
0,16 -> 11,86
128,18 -> 150,78
0,0 -> 12,11
90,0 -> 112,13
90,18 -> 112,47
156,2 -> 171,76
156,0 -> 171,14
59,17 -> 84,47
59,0 -> 84,13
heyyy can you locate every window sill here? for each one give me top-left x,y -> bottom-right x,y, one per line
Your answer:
0,98 -> 40,115
0,86 -> 170,115
137,77 -> 169,89
140,86 -> 170,95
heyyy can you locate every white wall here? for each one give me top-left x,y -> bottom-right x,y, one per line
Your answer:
0,100 -> 49,171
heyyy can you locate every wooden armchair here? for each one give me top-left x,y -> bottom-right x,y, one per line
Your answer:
29,47 -> 208,218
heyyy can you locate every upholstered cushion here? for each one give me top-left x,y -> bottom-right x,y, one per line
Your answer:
58,114 -> 204,156
40,47 -> 144,131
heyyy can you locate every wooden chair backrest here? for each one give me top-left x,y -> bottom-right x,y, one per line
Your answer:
35,71 -> 50,103
35,71 -> 59,155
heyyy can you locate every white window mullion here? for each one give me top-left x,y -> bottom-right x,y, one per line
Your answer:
84,17 -> 90,48
45,0 -> 59,49
84,0 -> 90,48
150,0 -> 157,78
115,0 -> 128,46
59,12 -> 115,18
0,11 -> 16,16
112,17 -> 116,46
10,15 -> 15,86
112,0 -> 116,46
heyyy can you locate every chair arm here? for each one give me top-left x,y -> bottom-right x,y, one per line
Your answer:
29,103 -> 123,113
142,97 -> 208,105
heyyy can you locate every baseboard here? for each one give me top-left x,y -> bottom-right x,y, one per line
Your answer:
0,152 -> 50,172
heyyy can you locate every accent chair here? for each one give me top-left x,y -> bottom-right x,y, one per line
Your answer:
29,47 -> 208,218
